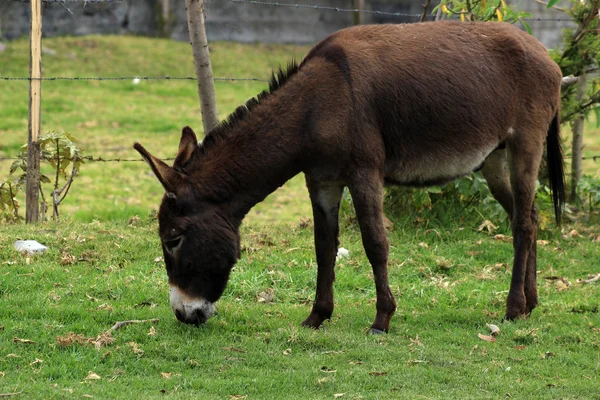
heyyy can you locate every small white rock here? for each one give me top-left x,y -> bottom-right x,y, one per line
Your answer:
14,240 -> 47,254
132,78 -> 141,85
336,247 -> 349,260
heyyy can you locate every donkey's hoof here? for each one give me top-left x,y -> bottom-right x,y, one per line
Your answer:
368,328 -> 386,335
301,314 -> 324,330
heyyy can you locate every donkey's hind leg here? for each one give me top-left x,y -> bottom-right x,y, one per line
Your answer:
504,132 -> 545,320
348,170 -> 396,334
302,179 -> 345,329
481,148 -> 513,220
482,148 -> 539,316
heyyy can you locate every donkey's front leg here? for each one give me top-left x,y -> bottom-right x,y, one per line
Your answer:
302,180 -> 344,329
348,171 -> 396,334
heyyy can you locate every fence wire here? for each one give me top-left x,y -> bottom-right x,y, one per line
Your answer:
0,76 -> 268,82
217,0 -> 573,22
7,0 -> 124,3
5,0 -> 575,22
1,155 -> 599,163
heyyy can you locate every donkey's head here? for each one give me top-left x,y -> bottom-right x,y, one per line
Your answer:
134,127 -> 240,326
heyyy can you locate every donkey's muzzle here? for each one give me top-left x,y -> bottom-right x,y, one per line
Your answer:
169,284 -> 215,326
175,308 -> 207,326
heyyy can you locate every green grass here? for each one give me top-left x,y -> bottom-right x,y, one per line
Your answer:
0,218 -> 599,399
0,36 -> 312,222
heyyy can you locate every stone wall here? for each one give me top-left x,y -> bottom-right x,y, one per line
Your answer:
0,0 -> 574,47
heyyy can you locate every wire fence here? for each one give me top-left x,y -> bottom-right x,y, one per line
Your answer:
0,76 -> 268,82
219,0 -> 574,21
1,155 -> 599,164
5,0 -> 576,22
1,0 -> 597,165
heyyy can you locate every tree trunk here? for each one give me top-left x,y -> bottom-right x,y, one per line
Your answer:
569,72 -> 588,204
185,0 -> 219,135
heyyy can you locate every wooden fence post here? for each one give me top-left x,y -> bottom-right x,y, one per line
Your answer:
185,0 -> 219,135
26,0 -> 42,224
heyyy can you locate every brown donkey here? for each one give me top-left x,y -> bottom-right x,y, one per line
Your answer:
134,22 -> 565,334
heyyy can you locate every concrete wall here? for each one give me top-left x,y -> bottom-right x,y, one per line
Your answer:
0,0 -> 574,48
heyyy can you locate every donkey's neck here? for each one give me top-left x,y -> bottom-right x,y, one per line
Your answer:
191,90 -> 307,222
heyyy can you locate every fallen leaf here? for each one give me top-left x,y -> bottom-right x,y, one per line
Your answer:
84,372 -> 101,380
283,348 -> 292,356
478,220 -> 498,234
13,337 -> 35,344
478,333 -> 497,342
409,335 -> 423,346
148,326 -> 156,336
568,229 -> 580,238
161,372 -> 172,379
257,288 -> 275,303
154,256 -> 163,263
334,394 -> 345,398
418,242 -> 429,249
82,395 -> 94,399
320,366 -> 336,373
537,240 -> 549,246
92,331 -> 114,349
541,351 -> 555,359
127,342 -> 144,356
369,371 -> 388,376
317,377 -> 332,385
97,303 -> 114,311
494,234 -> 512,243
221,346 -> 245,353
486,323 -> 500,336
85,293 -> 99,302
513,345 -> 527,351
436,258 -> 452,270
229,396 -> 247,400
29,358 -> 43,366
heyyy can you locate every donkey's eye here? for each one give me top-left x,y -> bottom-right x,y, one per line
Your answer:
165,237 -> 182,251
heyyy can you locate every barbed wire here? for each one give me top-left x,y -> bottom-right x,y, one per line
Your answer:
217,0 -> 574,22
5,0 -> 575,22
1,155 -> 599,163
7,0 -> 124,3
0,76 -> 269,82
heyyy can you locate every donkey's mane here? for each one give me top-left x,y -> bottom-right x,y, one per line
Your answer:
196,60 -> 300,157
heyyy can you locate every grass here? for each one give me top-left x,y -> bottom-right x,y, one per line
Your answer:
0,36 -> 312,222
0,218 -> 599,399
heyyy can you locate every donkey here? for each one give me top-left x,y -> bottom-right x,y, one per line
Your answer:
134,22 -> 565,334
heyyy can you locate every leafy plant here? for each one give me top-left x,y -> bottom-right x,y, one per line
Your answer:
0,178 -> 22,223
385,174 -> 510,230
434,0 -> 532,31
577,175 -> 600,212
9,130 -> 84,221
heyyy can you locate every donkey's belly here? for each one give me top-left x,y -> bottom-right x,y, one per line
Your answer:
384,144 -> 497,187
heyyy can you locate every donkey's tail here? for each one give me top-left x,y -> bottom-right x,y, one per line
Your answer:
547,113 -> 565,225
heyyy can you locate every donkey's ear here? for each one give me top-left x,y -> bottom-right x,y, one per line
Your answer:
173,126 -> 198,169
134,142 -> 182,195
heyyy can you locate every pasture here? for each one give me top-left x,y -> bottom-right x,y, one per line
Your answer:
1,218 -> 599,398
0,36 -> 599,398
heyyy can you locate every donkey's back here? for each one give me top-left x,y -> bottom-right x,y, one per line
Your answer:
301,22 -> 562,187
